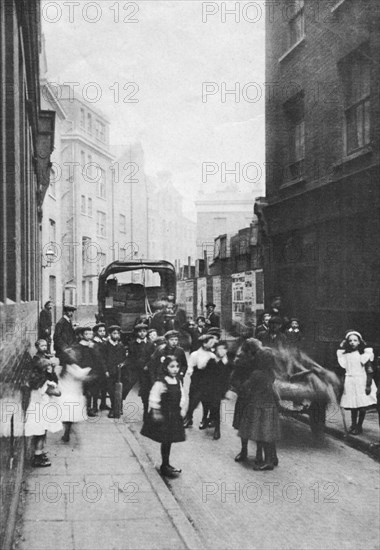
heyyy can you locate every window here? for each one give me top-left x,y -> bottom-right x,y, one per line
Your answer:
82,280 -> 86,304
87,113 -> 92,133
49,219 -> 56,243
80,195 -> 86,214
80,108 -> 85,128
49,169 -> 56,197
287,0 -> 305,49
81,150 -> 85,168
100,123 -> 105,142
95,120 -> 106,142
119,214 -> 126,233
97,211 -> 106,237
87,197 -> 93,217
284,91 -> 305,179
97,168 -> 106,198
82,236 -> 91,269
88,280 -> 94,304
339,44 -> 371,155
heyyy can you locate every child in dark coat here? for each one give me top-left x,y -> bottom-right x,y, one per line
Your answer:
237,347 -> 280,470
141,355 -> 186,477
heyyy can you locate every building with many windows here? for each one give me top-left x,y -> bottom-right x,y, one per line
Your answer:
261,0 -> 380,363
56,86 -> 114,316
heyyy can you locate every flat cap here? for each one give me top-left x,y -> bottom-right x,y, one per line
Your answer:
134,323 -> 148,331
93,323 -> 106,332
108,324 -> 121,333
164,330 -> 179,339
64,304 -> 77,311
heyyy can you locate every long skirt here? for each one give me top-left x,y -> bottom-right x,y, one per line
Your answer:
25,389 -> 63,436
238,403 -> 280,443
141,408 -> 186,444
232,395 -> 248,430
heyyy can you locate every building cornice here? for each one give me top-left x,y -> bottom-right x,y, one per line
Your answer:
61,133 -> 115,160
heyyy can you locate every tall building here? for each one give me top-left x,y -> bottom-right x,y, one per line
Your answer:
40,41 -> 67,323
57,86 -> 114,317
195,186 -> 255,259
262,0 -> 380,362
0,1 -> 55,547
114,146 -> 197,269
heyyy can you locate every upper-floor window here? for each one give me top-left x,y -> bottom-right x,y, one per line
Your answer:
119,214 -> 126,233
81,150 -> 85,168
96,211 -> 106,237
284,91 -> 305,179
339,43 -> 371,155
49,169 -> 56,197
100,123 -> 105,142
97,168 -> 106,198
80,108 -> 85,128
80,195 -> 86,214
88,280 -> 94,304
287,0 -> 305,50
49,219 -> 56,243
87,113 -> 92,133
87,197 -> 93,217
95,120 -> 106,142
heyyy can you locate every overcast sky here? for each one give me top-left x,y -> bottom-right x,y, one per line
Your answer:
42,0 -> 265,217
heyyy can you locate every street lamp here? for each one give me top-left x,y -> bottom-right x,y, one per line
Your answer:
42,247 -> 57,268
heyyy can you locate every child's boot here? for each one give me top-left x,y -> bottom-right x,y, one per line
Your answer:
259,443 -> 274,471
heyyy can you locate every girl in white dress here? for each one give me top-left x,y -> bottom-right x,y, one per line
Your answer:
337,330 -> 377,435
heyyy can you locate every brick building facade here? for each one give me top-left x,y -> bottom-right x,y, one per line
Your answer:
262,0 -> 380,364
0,1 -> 55,547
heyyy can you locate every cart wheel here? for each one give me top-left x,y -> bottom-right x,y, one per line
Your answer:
308,401 -> 326,437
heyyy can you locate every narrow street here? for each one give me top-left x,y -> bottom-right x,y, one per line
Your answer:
16,384 -> 380,550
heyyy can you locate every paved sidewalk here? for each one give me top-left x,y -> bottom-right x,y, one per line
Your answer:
17,414 -> 203,550
292,405 -> 380,460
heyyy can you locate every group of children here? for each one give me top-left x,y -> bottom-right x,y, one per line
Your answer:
25,311 -> 378,477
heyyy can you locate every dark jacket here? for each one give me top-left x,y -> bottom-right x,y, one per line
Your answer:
189,326 -> 207,352
207,311 -> 220,328
38,309 -> 52,340
261,331 -> 287,349
242,349 -> 278,408
53,317 -> 76,359
105,340 -> 126,378
255,324 -> 269,342
28,352 -> 58,390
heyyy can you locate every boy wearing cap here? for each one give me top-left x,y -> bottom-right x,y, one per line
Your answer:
129,323 -> 155,421
53,305 -> 77,361
261,317 -> 287,349
189,316 -> 207,352
205,303 -> 220,328
105,326 -> 126,418
148,330 -> 188,384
